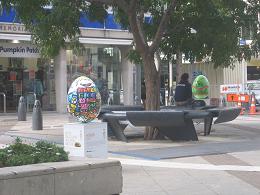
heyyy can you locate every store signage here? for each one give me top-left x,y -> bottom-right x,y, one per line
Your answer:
220,84 -> 242,94
0,43 -> 40,58
0,23 -> 27,33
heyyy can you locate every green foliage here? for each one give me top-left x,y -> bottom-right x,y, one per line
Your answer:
0,138 -> 68,168
159,0 -> 255,67
87,2 -> 108,23
1,0 -> 259,65
128,49 -> 143,65
113,7 -> 129,30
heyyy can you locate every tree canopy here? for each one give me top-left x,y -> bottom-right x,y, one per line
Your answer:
1,0 -> 258,64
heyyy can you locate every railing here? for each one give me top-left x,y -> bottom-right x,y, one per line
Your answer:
0,92 -> 6,113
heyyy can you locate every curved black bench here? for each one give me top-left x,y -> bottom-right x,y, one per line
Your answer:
207,107 -> 241,124
100,106 -> 241,142
101,112 -> 128,142
102,110 -> 212,142
162,106 -> 241,136
98,105 -> 144,119
202,107 -> 241,135
99,105 -> 144,142
127,111 -> 212,141
101,105 -> 144,111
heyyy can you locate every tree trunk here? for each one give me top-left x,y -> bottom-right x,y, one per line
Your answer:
143,53 -> 161,140
175,49 -> 182,83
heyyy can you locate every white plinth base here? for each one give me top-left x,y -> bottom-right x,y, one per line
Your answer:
64,121 -> 108,158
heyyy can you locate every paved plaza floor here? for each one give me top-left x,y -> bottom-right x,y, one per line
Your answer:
1,112 -> 260,194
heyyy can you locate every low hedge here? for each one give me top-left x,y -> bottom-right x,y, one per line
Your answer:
0,138 -> 68,168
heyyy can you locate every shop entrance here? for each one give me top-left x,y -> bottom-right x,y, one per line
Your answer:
0,57 -> 56,113
0,58 -> 24,112
66,46 -> 122,105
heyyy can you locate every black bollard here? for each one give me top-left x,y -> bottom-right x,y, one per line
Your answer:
32,100 -> 43,130
18,96 -> 26,121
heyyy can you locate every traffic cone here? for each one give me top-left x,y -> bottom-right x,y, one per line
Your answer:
237,95 -> 244,115
249,93 -> 257,115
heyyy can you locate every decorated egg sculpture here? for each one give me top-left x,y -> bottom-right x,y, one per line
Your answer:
192,75 -> 209,99
67,76 -> 101,123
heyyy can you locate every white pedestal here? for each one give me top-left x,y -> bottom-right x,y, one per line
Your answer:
64,121 -> 108,158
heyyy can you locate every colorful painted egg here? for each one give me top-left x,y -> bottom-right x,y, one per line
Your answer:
67,76 -> 101,123
192,75 -> 209,99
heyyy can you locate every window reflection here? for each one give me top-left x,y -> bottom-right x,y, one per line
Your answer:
66,46 -> 122,105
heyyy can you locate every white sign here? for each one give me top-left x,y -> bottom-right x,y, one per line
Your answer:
0,23 -> 27,34
64,121 -> 108,158
0,43 -> 40,58
220,84 -> 242,94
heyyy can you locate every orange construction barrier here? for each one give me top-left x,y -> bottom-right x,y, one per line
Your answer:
249,94 -> 257,115
227,94 -> 239,102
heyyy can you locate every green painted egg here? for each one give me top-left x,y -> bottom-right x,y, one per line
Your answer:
192,75 -> 209,99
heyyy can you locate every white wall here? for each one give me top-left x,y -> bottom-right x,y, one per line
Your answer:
224,60 -> 247,91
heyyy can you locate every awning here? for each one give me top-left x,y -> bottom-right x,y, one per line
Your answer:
0,33 -> 133,46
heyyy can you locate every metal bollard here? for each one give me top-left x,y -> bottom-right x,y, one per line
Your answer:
32,100 -> 43,130
18,96 -> 26,121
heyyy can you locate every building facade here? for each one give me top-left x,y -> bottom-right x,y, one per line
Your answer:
176,57 -> 260,106
0,9 -> 142,113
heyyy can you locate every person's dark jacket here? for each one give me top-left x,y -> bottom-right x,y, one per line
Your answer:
174,80 -> 192,102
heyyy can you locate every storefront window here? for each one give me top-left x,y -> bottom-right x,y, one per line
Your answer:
0,42 -> 55,112
66,46 -> 122,105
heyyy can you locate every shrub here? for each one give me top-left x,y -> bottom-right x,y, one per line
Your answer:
0,138 -> 68,168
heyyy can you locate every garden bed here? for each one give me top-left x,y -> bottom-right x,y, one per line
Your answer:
0,139 -> 122,195
0,138 -> 68,168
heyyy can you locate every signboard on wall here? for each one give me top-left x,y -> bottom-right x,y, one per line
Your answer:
0,23 -> 27,34
0,43 -> 40,58
220,84 -> 242,94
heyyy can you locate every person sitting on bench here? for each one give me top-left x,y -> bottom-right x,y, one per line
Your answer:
174,73 -> 193,106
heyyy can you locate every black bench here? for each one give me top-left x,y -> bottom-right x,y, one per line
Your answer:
99,106 -> 241,142
99,105 -> 144,113
101,110 -> 211,142
98,105 -> 144,119
127,110 -> 212,141
202,107 -> 241,135
98,105 -> 145,141
162,106 -> 241,136
101,112 -> 128,142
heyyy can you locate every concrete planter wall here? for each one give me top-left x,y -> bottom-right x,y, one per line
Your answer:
0,158 -> 122,195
